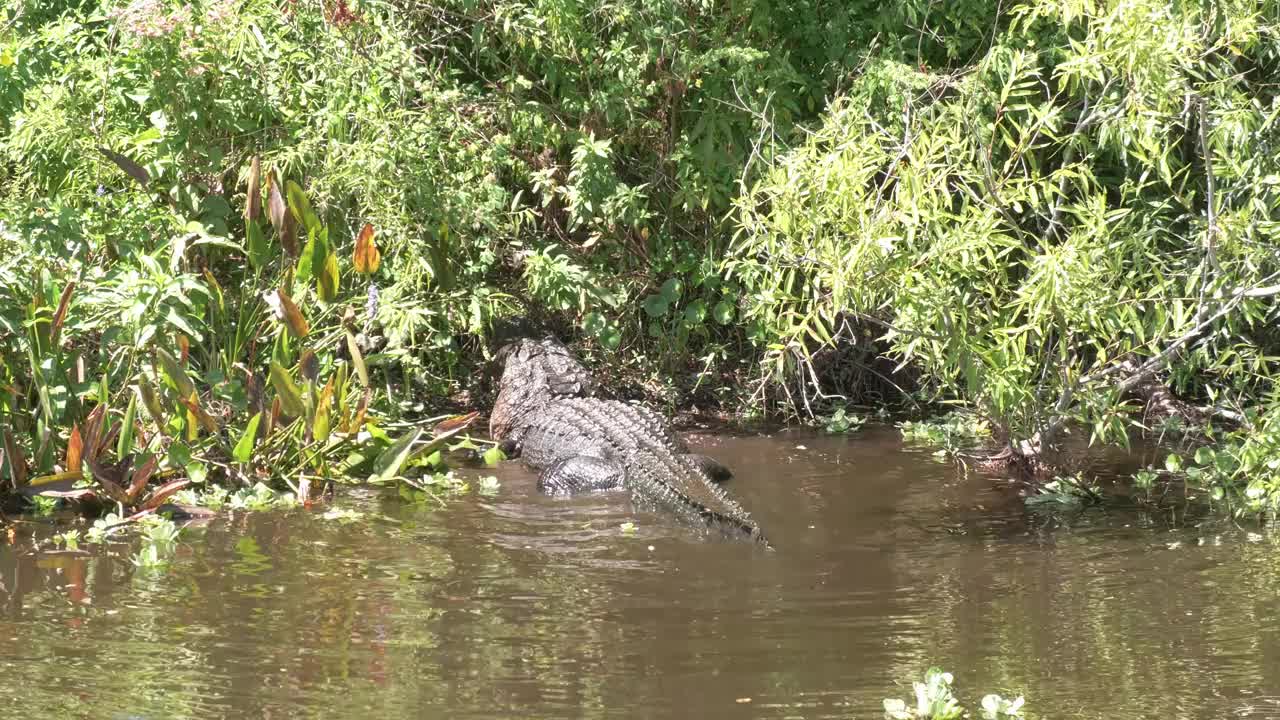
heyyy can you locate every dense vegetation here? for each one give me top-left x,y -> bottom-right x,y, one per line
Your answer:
2,0 -> 1279,514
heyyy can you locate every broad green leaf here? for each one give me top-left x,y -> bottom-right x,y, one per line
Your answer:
246,220 -> 268,269
116,393 -> 137,459
285,179 -> 320,231
312,378 -> 334,443
317,251 -> 339,303
269,361 -> 305,417
372,427 -> 422,482
642,294 -> 669,318
713,300 -> 734,324
155,348 -> 195,398
233,412 -> 262,463
345,330 -> 369,386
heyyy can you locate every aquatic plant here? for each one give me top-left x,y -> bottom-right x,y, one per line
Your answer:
899,414 -> 993,455
883,668 -> 1024,719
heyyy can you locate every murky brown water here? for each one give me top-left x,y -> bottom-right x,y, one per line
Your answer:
3,426 -> 1280,719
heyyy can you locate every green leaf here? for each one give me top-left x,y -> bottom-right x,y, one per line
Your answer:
268,362 -> 305,417
642,294 -> 669,318
246,220 -> 269,270
317,251 -> 339,303
233,412 -> 262,463
285,180 -> 320,231
713,300 -> 734,324
345,330 -> 369,386
482,446 -> 507,465
154,348 -> 195,398
372,427 -> 422,482
1194,447 -> 1214,465
116,393 -> 137,459
312,379 -> 333,444
659,278 -> 682,301
683,299 -> 708,323
1165,453 -> 1183,473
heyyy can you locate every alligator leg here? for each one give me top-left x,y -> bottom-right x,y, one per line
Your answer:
538,454 -> 626,495
683,454 -> 733,483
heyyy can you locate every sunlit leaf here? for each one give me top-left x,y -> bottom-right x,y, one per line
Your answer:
372,427 -> 422,482
285,179 -> 320,231
136,379 -> 168,431
345,330 -> 369,387
155,348 -> 196,398
353,223 -> 381,274
178,391 -> 218,434
318,250 -> 339,302
270,288 -> 309,338
116,394 -> 138,459
313,378 -> 334,443
269,361 -> 305,417
65,425 -> 83,472
233,412 -> 262,464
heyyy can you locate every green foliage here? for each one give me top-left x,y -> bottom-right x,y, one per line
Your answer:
733,0 -> 1280,462
4,0 -> 1280,513
883,668 -> 1024,719
823,407 -> 867,435
900,414 -> 993,454
1173,405 -> 1280,513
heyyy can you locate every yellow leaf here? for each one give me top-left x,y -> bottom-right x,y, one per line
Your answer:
66,425 -> 83,472
273,288 -> 309,338
269,362 -> 306,417
318,251 -> 339,303
353,223 -> 381,274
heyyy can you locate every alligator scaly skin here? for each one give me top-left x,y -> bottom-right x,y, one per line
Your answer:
490,338 -> 768,544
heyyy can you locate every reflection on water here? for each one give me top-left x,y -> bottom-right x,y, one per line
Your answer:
3,425 -> 1280,719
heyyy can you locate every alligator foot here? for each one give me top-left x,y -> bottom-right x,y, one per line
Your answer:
538,455 -> 626,494
683,454 -> 733,483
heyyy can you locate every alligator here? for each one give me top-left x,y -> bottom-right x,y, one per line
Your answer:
489,336 -> 769,545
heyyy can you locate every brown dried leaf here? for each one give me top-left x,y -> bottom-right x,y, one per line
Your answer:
87,456 -> 131,505
49,282 -> 75,349
348,387 -> 370,433
140,479 -> 193,512
82,405 -> 106,463
126,454 -> 159,503
97,146 -> 150,186
433,411 -> 480,435
267,172 -> 298,257
65,425 -> 83,472
299,349 -> 319,383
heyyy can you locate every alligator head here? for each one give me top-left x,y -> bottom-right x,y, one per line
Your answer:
489,336 -> 597,444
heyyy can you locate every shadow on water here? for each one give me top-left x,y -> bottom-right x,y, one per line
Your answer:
3,425 -> 1280,719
